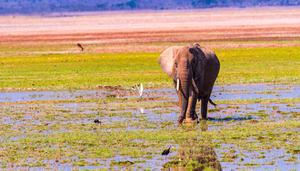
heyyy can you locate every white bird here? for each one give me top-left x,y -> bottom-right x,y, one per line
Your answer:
137,83 -> 143,98
131,83 -> 144,98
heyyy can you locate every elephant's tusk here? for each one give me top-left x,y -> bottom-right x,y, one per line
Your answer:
176,78 -> 180,91
192,78 -> 199,94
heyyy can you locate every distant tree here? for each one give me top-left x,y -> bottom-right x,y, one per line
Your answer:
127,0 -> 137,9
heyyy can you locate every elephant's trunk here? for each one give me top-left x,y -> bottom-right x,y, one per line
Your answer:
179,67 -> 190,100
178,62 -> 191,122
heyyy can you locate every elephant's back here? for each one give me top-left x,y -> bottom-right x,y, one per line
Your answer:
201,48 -> 219,63
201,47 -> 220,71
201,47 -> 220,95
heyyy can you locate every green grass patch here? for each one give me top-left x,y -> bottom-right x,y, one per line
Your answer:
0,46 -> 299,90
215,46 -> 300,85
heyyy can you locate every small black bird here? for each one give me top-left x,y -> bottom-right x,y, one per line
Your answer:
77,43 -> 84,51
94,119 -> 101,124
161,146 -> 171,155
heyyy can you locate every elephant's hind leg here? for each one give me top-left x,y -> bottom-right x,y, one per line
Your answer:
201,97 -> 209,120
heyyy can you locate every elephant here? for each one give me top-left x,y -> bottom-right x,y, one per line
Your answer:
159,43 -> 220,124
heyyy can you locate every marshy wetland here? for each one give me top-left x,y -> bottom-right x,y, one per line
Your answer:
0,84 -> 299,170
0,7 -> 300,170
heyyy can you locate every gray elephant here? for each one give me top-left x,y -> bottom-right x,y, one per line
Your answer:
159,43 -> 220,124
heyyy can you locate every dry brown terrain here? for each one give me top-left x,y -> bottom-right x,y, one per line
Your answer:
1,7 -> 300,53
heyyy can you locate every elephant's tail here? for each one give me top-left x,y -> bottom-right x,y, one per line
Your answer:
209,98 -> 217,107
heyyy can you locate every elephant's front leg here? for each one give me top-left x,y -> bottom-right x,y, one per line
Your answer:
177,91 -> 185,124
189,93 -> 198,121
185,88 -> 198,123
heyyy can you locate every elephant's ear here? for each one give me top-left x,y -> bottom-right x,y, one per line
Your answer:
159,46 -> 180,77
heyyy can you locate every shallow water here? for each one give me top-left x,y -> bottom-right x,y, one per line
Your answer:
213,84 -> 300,100
0,90 -> 110,103
218,145 -> 300,170
1,84 -> 299,103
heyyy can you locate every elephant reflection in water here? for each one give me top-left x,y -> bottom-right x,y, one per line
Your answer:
163,121 -> 222,171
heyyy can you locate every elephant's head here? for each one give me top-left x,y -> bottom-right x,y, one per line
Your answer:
173,44 -> 206,94
159,44 -> 206,123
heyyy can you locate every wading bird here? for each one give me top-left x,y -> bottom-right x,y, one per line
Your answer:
161,146 -> 171,155
131,83 -> 144,98
138,83 -> 143,97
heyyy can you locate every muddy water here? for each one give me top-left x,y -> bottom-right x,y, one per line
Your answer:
0,83 -> 299,170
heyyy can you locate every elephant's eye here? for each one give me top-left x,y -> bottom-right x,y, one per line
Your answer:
174,62 -> 178,68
